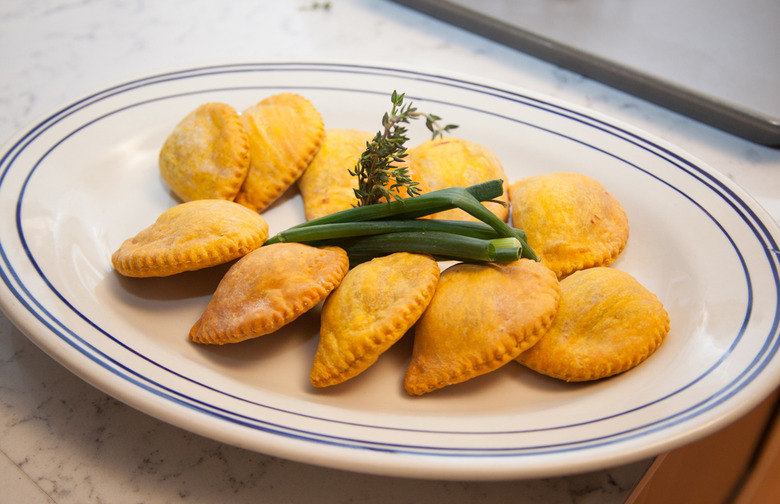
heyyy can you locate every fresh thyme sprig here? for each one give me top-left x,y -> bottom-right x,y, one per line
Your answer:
350,90 -> 457,207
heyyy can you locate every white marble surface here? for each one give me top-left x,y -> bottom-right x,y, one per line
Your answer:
1,0 -> 778,502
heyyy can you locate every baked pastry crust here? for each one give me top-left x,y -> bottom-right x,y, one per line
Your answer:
235,93 -> 324,212
111,199 -> 268,278
509,172 -> 629,279
516,267 -> 669,381
297,129 -> 373,221
311,252 -> 440,387
298,128 -> 431,221
189,244 -> 348,345
406,137 -> 510,222
158,102 -> 249,202
404,259 -> 560,395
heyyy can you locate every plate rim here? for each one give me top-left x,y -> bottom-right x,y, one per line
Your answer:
2,60 -> 780,480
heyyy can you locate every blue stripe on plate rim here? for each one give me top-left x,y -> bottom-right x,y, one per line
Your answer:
1,62 -> 779,457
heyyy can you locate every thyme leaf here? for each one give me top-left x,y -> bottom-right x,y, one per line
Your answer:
350,90 -> 457,207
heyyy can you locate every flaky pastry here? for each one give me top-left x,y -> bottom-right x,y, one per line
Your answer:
298,129 -> 430,220
111,199 -> 268,278
406,137 -> 510,222
235,93 -> 324,212
297,129 -> 373,221
158,102 -> 249,202
509,172 -> 629,279
404,259 -> 560,395
516,267 -> 669,381
189,243 -> 348,345
311,252 -> 440,387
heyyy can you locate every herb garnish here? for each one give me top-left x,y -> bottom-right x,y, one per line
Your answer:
350,90 -> 457,207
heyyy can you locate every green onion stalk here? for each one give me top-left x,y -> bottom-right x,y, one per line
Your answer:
265,179 -> 538,265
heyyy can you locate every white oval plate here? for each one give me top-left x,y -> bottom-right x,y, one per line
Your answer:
2,62 -> 780,480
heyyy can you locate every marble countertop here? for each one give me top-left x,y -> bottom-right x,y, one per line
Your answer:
1,1 -> 778,503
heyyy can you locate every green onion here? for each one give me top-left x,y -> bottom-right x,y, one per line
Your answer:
266,219 -> 509,245
344,232 -> 522,266
288,180 -> 505,229
264,179 -> 538,263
